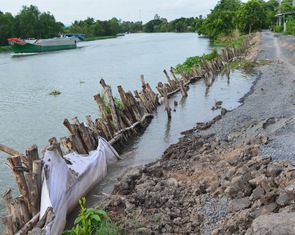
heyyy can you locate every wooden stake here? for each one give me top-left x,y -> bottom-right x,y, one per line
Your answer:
2,215 -> 15,235
125,92 -> 144,120
162,85 -> 171,119
25,174 -> 39,216
32,160 -> 42,197
179,80 -> 188,97
93,93 -> 114,135
69,134 -> 88,154
15,196 -> 30,226
14,212 -> 40,235
2,189 -> 13,215
25,145 -> 39,174
7,156 -> 31,216
100,79 -> 121,132
163,70 -> 177,90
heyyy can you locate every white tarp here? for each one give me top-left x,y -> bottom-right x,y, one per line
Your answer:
39,138 -> 119,235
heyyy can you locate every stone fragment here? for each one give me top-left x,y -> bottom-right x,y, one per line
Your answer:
252,186 -> 264,200
276,192 -> 295,206
247,211 -> 295,235
267,164 -> 283,178
228,197 -> 251,212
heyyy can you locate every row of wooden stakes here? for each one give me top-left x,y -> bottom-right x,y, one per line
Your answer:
0,39 -> 251,234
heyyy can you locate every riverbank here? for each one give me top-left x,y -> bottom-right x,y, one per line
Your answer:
100,30 -> 295,234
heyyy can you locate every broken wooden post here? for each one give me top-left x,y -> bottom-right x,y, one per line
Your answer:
93,93 -> 114,136
179,80 -> 188,97
161,84 -> 171,119
7,156 -> 31,216
100,79 -> 121,132
163,70 -> 177,90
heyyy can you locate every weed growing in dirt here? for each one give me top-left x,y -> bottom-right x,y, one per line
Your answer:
63,197 -> 119,235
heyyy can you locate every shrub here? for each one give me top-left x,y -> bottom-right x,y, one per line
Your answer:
63,197 -> 119,235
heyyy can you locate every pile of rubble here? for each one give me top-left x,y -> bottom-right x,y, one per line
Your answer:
103,129 -> 295,234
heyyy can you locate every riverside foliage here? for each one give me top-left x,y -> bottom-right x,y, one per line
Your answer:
1,0 -> 293,47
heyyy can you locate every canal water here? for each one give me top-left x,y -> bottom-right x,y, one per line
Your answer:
0,33 -> 255,233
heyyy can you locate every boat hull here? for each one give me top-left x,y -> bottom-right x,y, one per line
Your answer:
11,37 -> 78,53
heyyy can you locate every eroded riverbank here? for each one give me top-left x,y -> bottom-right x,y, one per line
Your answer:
100,31 -> 295,234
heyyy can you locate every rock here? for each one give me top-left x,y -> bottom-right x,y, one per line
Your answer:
257,202 -> 278,216
260,191 -> 277,205
165,178 -> 178,187
228,197 -> 251,212
252,186 -> 265,200
136,227 -> 153,235
276,192 -> 295,206
224,174 -> 252,198
212,229 -> 219,235
285,179 -> 295,194
267,164 -> 283,178
247,211 -> 295,235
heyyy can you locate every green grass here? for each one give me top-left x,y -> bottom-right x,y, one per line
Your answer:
174,48 -> 219,74
214,34 -> 251,48
0,46 -> 12,52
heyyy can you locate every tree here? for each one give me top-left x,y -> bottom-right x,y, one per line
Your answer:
197,0 -> 242,39
236,0 -> 266,33
279,0 -> 295,12
15,5 -> 40,38
0,12 -> 15,45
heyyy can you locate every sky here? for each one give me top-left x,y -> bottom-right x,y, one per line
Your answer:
1,0 -> 246,25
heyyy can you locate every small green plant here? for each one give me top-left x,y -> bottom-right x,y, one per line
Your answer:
63,197 -> 119,235
49,90 -> 61,96
80,80 -> 85,84
175,48 -> 220,74
100,91 -> 124,113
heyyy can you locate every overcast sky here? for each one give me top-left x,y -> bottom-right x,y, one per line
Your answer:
1,0 -> 247,25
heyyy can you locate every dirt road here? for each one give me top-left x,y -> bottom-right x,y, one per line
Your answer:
203,30 -> 295,164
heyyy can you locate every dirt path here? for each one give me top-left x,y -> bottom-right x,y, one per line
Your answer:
201,30 -> 295,164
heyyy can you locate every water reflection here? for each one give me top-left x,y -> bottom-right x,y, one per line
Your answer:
164,118 -> 171,143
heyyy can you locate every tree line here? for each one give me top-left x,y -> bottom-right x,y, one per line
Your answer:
0,5 -> 199,46
1,0 -> 295,46
197,0 -> 295,39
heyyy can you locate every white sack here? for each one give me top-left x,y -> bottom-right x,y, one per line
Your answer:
39,138 -> 119,235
